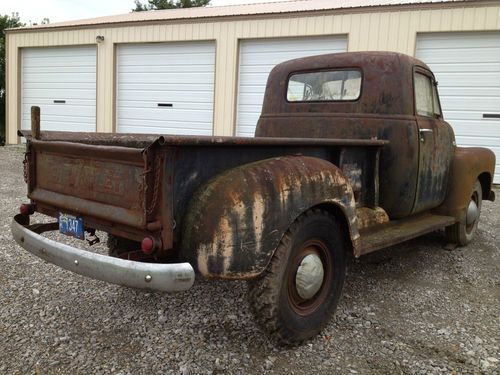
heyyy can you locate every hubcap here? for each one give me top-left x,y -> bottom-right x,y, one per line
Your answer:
295,253 -> 324,300
287,239 -> 333,316
466,200 -> 478,226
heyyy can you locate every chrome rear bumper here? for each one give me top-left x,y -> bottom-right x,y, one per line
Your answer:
11,214 -> 195,292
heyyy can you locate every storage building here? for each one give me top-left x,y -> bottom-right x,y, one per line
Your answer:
5,0 -> 500,181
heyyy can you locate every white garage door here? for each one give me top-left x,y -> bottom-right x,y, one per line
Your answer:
416,32 -> 500,183
116,42 -> 215,135
236,36 -> 348,137
22,46 -> 97,132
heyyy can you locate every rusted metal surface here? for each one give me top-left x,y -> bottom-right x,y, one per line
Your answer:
27,140 -> 150,230
30,106 -> 40,140
19,129 -> 388,148
355,207 -> 389,230
21,133 -> 381,261
181,156 -> 359,279
433,147 -> 496,222
257,52 -> 455,218
359,213 -> 456,255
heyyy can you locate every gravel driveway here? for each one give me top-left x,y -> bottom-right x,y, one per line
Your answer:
0,145 -> 498,375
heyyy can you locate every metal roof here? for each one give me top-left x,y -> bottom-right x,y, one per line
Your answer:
8,0 -> 476,31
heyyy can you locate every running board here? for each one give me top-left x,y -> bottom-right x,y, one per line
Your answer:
358,213 -> 456,256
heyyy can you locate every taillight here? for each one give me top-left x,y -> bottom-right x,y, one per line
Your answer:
141,236 -> 160,254
19,203 -> 35,216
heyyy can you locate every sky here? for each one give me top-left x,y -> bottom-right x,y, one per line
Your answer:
0,0 -> 287,25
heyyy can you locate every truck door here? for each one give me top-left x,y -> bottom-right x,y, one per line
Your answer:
412,68 -> 455,213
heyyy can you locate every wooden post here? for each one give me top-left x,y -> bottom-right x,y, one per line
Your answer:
31,106 -> 40,140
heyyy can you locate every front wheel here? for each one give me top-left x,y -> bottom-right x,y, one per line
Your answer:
247,208 -> 346,345
445,179 -> 483,246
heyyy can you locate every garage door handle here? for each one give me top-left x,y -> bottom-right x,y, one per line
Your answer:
483,113 -> 500,119
53,100 -> 66,104
157,103 -> 173,107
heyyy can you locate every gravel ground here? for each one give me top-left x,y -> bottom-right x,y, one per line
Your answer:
0,145 -> 499,375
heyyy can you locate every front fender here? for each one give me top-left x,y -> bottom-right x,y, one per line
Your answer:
181,156 -> 359,279
434,147 -> 496,222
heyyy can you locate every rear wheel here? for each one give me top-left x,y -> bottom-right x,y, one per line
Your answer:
248,208 -> 346,345
445,180 -> 482,246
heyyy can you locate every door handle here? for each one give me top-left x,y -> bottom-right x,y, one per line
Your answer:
419,129 -> 433,142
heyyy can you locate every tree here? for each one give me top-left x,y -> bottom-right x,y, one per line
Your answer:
133,0 -> 211,12
0,13 -> 24,145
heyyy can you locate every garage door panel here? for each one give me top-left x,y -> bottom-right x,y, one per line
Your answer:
118,91 -> 213,102
417,33 -> 500,48
22,114 -> 94,131
21,120 -> 94,132
118,100 -> 213,110
119,42 -> 213,53
455,136 -> 500,147
24,72 -> 97,84
240,40 -> 336,53
429,62 -> 500,73
119,54 -> 215,66
118,91 -> 213,103
236,36 -> 347,137
119,106 -> 212,121
238,103 -> 265,113
450,120 -> 500,137
116,42 -> 215,135
443,110 -> 496,120
120,72 -> 215,85
22,112 -> 95,123
22,46 -> 96,133
239,65 -> 279,74
439,86 -> 500,97
118,120 -> 212,135
417,48 -> 500,63
416,32 -> 500,183
433,72 -> 500,87
23,89 -> 96,100
241,51 -> 333,66
22,56 -> 96,66
22,102 -> 96,116
441,96 -> 500,112
22,81 -> 96,91
23,66 -> 96,75
119,65 -> 214,74
238,94 -> 267,106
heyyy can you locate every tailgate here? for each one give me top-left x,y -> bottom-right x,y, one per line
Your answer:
27,140 -> 151,229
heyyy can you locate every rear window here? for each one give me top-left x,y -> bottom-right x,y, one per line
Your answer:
287,69 -> 362,102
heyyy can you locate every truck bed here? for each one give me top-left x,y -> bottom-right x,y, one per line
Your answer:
20,130 -> 388,251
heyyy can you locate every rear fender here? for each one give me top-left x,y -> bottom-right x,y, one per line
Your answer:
434,147 -> 496,223
181,156 -> 360,279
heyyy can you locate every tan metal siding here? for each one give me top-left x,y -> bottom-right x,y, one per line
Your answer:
6,3 -> 500,143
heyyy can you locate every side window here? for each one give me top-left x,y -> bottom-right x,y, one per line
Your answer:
415,72 -> 441,117
287,70 -> 362,102
432,84 -> 442,117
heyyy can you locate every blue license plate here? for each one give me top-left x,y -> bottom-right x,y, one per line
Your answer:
59,213 -> 84,240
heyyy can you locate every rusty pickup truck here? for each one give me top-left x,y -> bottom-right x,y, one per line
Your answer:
12,52 -> 496,345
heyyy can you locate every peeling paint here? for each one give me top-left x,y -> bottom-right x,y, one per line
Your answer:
182,155 -> 362,279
